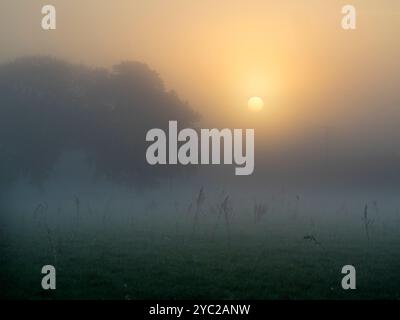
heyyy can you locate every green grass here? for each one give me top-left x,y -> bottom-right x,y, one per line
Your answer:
1,215 -> 400,300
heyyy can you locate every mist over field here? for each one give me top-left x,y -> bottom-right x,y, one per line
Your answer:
1,56 -> 400,299
1,0 -> 400,300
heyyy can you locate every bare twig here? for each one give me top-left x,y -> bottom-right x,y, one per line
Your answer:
363,204 -> 374,241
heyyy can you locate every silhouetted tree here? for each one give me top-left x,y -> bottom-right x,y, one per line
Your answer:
0,56 -> 199,191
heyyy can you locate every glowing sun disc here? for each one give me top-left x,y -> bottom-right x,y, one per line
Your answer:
248,96 -> 264,111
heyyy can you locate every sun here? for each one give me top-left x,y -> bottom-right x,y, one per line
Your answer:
247,96 -> 264,111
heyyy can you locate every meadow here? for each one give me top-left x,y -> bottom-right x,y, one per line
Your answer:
1,194 -> 400,300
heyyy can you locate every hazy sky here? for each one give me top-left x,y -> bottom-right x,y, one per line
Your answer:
1,0 -> 400,171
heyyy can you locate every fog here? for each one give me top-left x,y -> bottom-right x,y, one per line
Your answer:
1,1 -> 400,299
1,56 -> 400,231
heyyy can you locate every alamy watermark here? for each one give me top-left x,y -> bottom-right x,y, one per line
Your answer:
145,121 -> 255,176
40,4 -> 357,31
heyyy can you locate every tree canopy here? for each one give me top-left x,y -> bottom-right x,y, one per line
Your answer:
0,56 -> 199,189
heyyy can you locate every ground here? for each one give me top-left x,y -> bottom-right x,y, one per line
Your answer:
1,212 -> 400,300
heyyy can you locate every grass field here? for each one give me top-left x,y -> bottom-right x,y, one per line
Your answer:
1,205 -> 400,300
